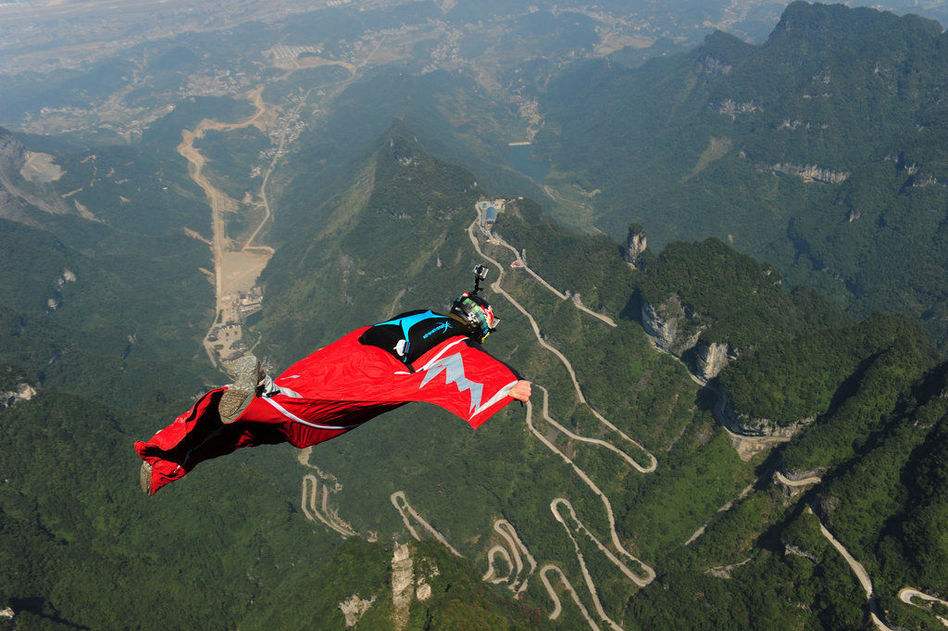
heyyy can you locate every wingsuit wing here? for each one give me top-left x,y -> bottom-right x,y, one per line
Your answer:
262,328 -> 520,431
398,337 -> 520,429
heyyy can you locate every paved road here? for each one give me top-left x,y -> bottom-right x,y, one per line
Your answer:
898,588 -> 948,627
809,507 -> 896,631
468,220 -> 656,473
384,216 -> 658,629
489,232 -> 618,328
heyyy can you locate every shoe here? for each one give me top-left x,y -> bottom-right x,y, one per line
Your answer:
139,461 -> 153,495
219,354 -> 261,424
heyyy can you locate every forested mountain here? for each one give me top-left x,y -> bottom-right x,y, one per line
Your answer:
535,1 -> 948,350
245,119 -> 946,628
2,107 -> 945,630
1,1 -> 946,629
0,115 -> 547,628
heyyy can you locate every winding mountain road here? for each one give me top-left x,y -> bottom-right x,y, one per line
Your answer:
482,545 -> 514,585
298,447 -> 358,538
390,491 -> 463,558
481,519 -> 537,597
808,507 -> 896,631
530,393 -> 656,588
540,563 -> 602,630
776,478 -> 943,628
489,232 -> 617,328
898,588 -> 948,627
389,213 -> 658,628
466,214 -> 657,627
468,220 -> 656,473
301,474 -> 358,538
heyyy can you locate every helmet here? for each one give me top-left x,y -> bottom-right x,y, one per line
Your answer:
450,292 -> 499,341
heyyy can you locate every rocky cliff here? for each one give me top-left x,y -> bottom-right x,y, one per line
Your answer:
1,383 -> 38,410
714,388 -> 813,438
640,297 -> 738,382
640,295 -> 704,355
693,341 -> 734,381
623,224 -> 647,269
0,127 -> 69,219
0,128 -> 26,165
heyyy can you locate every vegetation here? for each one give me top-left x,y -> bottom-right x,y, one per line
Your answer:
494,198 -> 635,315
623,237 -> 936,425
1,3 -> 945,628
537,1 -> 948,350
720,313 -> 931,425
194,127 -> 270,200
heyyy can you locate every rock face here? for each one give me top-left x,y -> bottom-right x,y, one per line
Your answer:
640,295 -> 704,355
694,341 -> 733,380
0,128 -> 26,165
1,383 -> 37,409
0,127 -> 69,218
623,225 -> 647,268
772,162 -> 849,184
714,389 -> 813,437
339,594 -> 375,628
391,543 -> 414,631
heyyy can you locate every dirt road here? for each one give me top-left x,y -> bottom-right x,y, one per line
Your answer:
177,86 -> 273,366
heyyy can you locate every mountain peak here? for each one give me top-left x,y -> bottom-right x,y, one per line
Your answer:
770,1 -> 944,48
699,29 -> 754,62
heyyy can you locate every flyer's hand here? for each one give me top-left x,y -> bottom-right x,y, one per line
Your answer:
508,380 -> 532,403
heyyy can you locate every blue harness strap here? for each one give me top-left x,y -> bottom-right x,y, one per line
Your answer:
360,309 -> 466,367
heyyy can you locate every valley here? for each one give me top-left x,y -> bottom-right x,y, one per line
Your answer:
176,86 -> 273,366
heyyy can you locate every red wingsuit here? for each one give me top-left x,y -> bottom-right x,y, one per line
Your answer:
135,326 -> 519,494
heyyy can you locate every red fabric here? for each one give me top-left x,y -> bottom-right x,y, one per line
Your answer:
134,327 -> 518,494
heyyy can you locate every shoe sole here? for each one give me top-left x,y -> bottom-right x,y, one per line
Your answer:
227,354 -> 261,388
219,387 -> 254,424
220,354 -> 261,424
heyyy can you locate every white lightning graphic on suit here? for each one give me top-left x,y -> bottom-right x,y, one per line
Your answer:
419,352 -> 517,419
